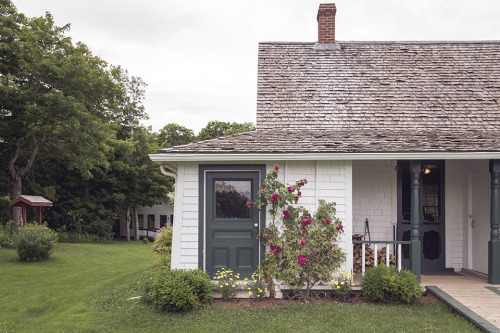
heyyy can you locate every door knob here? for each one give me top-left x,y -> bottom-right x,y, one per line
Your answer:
254,223 -> 259,228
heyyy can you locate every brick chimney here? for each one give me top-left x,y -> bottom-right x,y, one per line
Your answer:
317,3 -> 337,44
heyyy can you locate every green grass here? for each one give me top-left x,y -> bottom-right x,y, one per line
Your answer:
0,241 -> 480,333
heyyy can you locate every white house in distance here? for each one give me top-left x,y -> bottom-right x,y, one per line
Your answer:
150,4 -> 500,284
119,203 -> 174,239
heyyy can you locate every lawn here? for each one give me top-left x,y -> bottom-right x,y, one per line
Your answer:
0,241 -> 479,332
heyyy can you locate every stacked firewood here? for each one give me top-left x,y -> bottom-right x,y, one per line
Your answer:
353,234 -> 397,273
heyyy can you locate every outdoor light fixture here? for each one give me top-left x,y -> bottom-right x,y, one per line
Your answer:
424,167 -> 431,174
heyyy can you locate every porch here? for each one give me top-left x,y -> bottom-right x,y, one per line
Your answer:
352,159 -> 500,284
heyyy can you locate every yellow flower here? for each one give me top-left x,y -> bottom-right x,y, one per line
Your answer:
249,291 -> 252,295
341,282 -> 344,285
215,281 -> 218,284
335,281 -> 338,285
225,283 -> 228,286
351,283 -> 355,286
257,295 -> 260,297
232,285 -> 235,287
337,286 -> 340,289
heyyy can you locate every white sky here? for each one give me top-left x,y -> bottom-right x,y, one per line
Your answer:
14,0 -> 500,134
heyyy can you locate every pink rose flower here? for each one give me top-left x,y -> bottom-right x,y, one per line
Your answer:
297,254 -> 308,265
274,164 -> 279,171
283,210 -> 289,219
336,225 -> 343,230
287,186 -> 295,192
300,241 -> 306,247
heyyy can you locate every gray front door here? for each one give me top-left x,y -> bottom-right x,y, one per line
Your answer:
205,171 -> 260,278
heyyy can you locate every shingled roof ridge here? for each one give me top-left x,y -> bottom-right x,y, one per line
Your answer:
259,40 -> 500,45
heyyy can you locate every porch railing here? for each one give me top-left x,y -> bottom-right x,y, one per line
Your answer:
352,240 -> 412,275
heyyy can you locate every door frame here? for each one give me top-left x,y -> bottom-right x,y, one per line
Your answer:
198,164 -> 266,274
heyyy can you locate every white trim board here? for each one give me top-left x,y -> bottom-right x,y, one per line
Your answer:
150,152 -> 500,163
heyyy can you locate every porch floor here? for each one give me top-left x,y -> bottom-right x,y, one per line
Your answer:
421,272 -> 500,332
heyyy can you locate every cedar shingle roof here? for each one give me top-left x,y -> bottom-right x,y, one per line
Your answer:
157,128 -> 500,154
159,41 -> 500,154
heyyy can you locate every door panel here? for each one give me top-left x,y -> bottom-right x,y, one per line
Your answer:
206,172 -> 260,278
471,171 -> 489,274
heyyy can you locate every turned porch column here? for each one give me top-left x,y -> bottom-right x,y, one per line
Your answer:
489,160 -> 500,284
410,160 -> 421,280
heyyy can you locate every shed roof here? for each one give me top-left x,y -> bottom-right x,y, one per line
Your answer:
10,195 -> 53,207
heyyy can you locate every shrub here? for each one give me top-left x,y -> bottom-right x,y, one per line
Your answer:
57,228 -> 112,243
142,267 -> 212,312
0,221 -> 16,249
213,268 -> 242,301
14,223 -> 58,261
250,164 -> 346,301
330,269 -> 354,301
183,269 -> 213,306
151,226 -> 173,267
247,268 -> 268,300
362,264 -> 423,303
58,213 -> 114,241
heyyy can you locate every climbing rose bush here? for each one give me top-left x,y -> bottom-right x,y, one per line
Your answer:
248,164 -> 346,301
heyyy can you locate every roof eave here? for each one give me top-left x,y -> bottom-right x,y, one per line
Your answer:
149,151 -> 500,163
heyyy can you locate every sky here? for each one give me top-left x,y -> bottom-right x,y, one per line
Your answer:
13,0 -> 500,134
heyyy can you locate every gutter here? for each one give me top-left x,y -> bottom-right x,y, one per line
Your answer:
150,152 -> 500,163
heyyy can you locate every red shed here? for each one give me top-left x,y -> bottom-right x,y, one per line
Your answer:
9,195 -> 53,226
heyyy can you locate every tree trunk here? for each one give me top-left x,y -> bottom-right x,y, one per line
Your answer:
8,136 -> 43,228
125,206 -> 131,241
10,176 -> 22,228
134,205 -> 140,241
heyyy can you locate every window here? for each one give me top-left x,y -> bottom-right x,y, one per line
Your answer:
160,215 -> 168,228
215,180 -> 251,219
148,214 -> 155,229
137,214 -> 143,228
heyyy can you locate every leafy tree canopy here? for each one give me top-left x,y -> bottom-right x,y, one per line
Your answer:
197,121 -> 255,142
156,123 -> 195,148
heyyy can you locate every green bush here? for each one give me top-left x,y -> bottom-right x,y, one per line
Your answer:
56,230 -> 112,243
58,213 -> 114,241
0,221 -> 16,249
142,267 -> 212,312
14,223 -> 58,261
151,226 -> 173,267
183,269 -> 214,306
362,264 -> 423,303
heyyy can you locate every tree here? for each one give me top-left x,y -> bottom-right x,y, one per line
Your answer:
113,127 -> 173,241
197,121 -> 255,141
0,2 -> 120,226
156,123 -> 195,148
